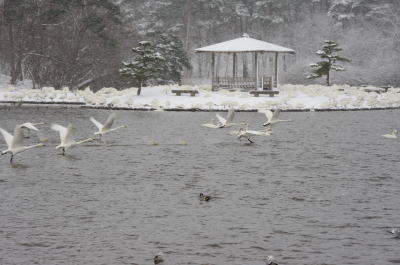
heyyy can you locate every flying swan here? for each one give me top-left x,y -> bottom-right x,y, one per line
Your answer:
90,113 -> 126,140
0,123 -> 45,162
51,123 -> 93,155
202,108 -> 236,129
234,123 -> 272,143
259,109 -> 292,127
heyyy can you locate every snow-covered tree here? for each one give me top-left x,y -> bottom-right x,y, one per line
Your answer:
307,40 -> 350,86
154,33 -> 191,84
120,41 -> 165,95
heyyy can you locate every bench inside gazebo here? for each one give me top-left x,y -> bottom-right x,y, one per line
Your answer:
195,34 -> 295,92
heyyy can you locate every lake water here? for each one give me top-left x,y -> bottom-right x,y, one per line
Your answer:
0,107 -> 399,265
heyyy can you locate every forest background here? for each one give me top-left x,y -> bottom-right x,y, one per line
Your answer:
0,0 -> 398,90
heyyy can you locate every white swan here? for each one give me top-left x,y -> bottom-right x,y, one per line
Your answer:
0,123 -> 45,163
234,123 -> 272,143
203,108 -> 236,129
154,252 -> 164,264
266,255 -> 278,265
216,108 -> 237,128
90,113 -> 126,140
259,109 -> 292,127
382,129 -> 398,139
51,123 -> 93,155
389,228 -> 400,238
202,118 -> 222,129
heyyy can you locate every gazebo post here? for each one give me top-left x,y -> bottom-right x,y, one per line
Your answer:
274,52 -> 278,89
211,53 -> 215,91
254,52 -> 259,90
233,53 -> 237,78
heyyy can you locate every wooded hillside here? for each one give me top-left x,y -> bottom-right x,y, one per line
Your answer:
1,0 -> 399,88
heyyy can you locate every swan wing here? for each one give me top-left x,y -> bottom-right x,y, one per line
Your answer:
226,108 -> 235,123
0,127 -> 13,148
202,123 -> 220,129
272,109 -> 281,120
51,123 -> 68,143
229,130 -> 241,136
64,124 -> 75,144
260,109 -> 273,123
246,130 -> 264,136
11,126 -> 24,148
216,114 -> 226,125
20,122 -> 40,131
103,113 -> 116,130
90,117 -> 104,130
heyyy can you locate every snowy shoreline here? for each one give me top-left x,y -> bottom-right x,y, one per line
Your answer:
1,101 -> 400,113
1,82 -> 400,112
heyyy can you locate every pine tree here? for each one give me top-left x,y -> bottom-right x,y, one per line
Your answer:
119,41 -> 165,95
307,40 -> 350,86
154,33 -> 191,84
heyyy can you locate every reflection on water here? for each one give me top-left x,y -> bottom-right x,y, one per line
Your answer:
0,108 -> 399,265
10,163 -> 30,169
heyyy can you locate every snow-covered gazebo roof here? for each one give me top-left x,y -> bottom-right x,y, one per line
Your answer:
195,33 -> 295,54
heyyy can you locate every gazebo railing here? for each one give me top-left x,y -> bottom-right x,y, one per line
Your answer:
212,76 -> 272,91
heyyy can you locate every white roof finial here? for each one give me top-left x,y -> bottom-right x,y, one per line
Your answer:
242,33 -> 250,38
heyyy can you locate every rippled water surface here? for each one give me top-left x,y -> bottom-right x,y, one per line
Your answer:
0,107 -> 399,265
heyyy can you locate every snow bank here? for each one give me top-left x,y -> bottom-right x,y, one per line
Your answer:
1,78 -> 400,111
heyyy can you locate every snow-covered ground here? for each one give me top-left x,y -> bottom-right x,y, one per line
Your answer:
1,76 -> 400,111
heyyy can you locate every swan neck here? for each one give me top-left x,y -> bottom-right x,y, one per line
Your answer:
77,138 -> 92,144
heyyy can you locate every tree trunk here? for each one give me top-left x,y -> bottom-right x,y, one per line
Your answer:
327,59 -> 331,86
8,23 -> 18,85
327,69 -> 330,86
137,81 -> 142,96
184,0 -> 193,51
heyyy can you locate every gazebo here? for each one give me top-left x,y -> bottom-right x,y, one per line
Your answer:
195,34 -> 295,91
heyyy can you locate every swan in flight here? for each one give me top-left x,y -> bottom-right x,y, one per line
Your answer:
381,129 -> 398,139
259,109 -> 292,127
216,108 -> 237,128
234,123 -> 272,143
90,113 -> 126,140
51,123 -> 93,155
202,108 -> 236,129
0,123 -> 45,163
202,118 -> 222,129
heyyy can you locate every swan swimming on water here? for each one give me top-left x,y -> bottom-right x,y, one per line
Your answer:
381,129 -> 398,139
259,109 -> 292,127
154,252 -> 164,264
90,113 -> 126,140
51,123 -> 93,155
388,228 -> 400,238
266,255 -> 278,265
0,123 -> 45,163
